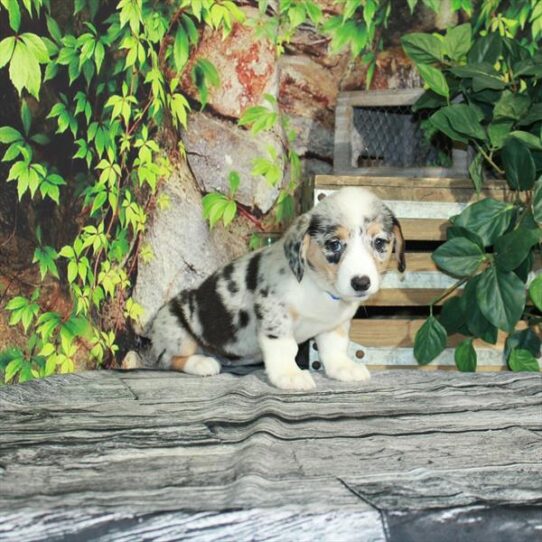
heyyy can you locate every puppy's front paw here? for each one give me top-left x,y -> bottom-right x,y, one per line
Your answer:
325,358 -> 371,383
268,368 -> 316,391
184,355 -> 221,376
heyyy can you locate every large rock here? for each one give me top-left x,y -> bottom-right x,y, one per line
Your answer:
183,112 -> 283,213
279,55 -> 339,118
341,47 -> 422,91
132,161 -> 248,330
182,7 -> 277,119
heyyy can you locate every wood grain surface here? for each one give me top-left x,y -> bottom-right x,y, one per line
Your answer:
1,369 -> 541,541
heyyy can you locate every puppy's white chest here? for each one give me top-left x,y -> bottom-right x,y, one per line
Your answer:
290,287 -> 357,342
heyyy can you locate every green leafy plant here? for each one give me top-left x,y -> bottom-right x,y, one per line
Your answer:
0,0 -> 240,383
403,23 -> 542,372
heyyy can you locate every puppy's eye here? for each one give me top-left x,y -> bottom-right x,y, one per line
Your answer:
325,239 -> 343,253
374,238 -> 389,252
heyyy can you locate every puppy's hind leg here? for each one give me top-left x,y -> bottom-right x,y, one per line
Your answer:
151,304 -> 221,377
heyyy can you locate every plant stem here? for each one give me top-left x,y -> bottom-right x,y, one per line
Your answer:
429,275 -> 470,307
474,142 -> 505,176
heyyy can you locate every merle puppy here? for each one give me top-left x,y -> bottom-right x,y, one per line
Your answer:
138,187 -> 405,390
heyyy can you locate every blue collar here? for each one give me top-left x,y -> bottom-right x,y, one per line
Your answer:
327,291 -> 342,301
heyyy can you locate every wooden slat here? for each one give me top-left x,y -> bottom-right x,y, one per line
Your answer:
401,218 -> 448,241
337,88 -> 425,107
401,252 -> 438,272
315,176 -> 511,203
349,319 -> 532,350
367,288 -> 455,306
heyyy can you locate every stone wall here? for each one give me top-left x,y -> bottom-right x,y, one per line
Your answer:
133,1 -> 441,329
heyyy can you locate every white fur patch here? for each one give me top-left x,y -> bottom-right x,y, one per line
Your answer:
184,355 -> 221,376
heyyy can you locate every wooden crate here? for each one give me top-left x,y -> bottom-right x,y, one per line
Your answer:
334,90 -> 468,177
309,175 -> 540,371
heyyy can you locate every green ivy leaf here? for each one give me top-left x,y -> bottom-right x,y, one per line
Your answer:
454,338 -> 477,372
0,125 -> 23,144
4,0 -> 21,32
414,315 -> 447,365
432,237 -> 485,278
508,349 -> 540,372
173,27 -> 189,72
476,266 -> 526,333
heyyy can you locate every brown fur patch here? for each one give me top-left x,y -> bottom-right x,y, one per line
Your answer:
366,222 -> 382,238
366,222 -> 394,273
306,237 -> 339,282
170,355 -> 190,371
335,225 -> 350,241
334,322 -> 348,337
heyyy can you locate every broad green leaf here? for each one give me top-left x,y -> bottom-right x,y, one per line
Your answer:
468,151 -> 484,193
451,64 -> 505,90
430,104 -> 486,142
468,33 -> 502,64
494,228 -> 542,272
508,349 -> 540,372
454,338 -> 477,372
463,276 -> 498,344
476,266 -> 526,333
413,316 -> 447,365
401,33 -> 442,64
507,131 -> 542,151
487,121 -> 513,149
432,237 -> 485,278
416,63 -> 449,98
438,296 -> 468,335
453,198 -> 516,246
505,328 -> 541,363
494,91 -> 531,121
501,138 -> 536,190
529,274 -> 542,311
443,23 -> 471,61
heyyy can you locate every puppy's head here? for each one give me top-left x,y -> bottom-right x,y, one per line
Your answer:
283,187 -> 405,301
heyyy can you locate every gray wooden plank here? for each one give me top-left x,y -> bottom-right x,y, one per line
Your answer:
1,370 -> 541,541
0,371 -> 136,408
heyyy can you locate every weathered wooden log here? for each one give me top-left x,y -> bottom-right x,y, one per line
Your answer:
0,370 -> 541,541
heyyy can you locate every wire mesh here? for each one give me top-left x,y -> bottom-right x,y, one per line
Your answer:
351,105 -> 453,169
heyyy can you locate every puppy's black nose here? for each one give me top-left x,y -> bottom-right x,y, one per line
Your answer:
351,275 -> 371,292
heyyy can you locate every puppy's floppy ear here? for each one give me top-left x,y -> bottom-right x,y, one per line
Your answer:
392,215 -> 406,272
283,213 -> 311,282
